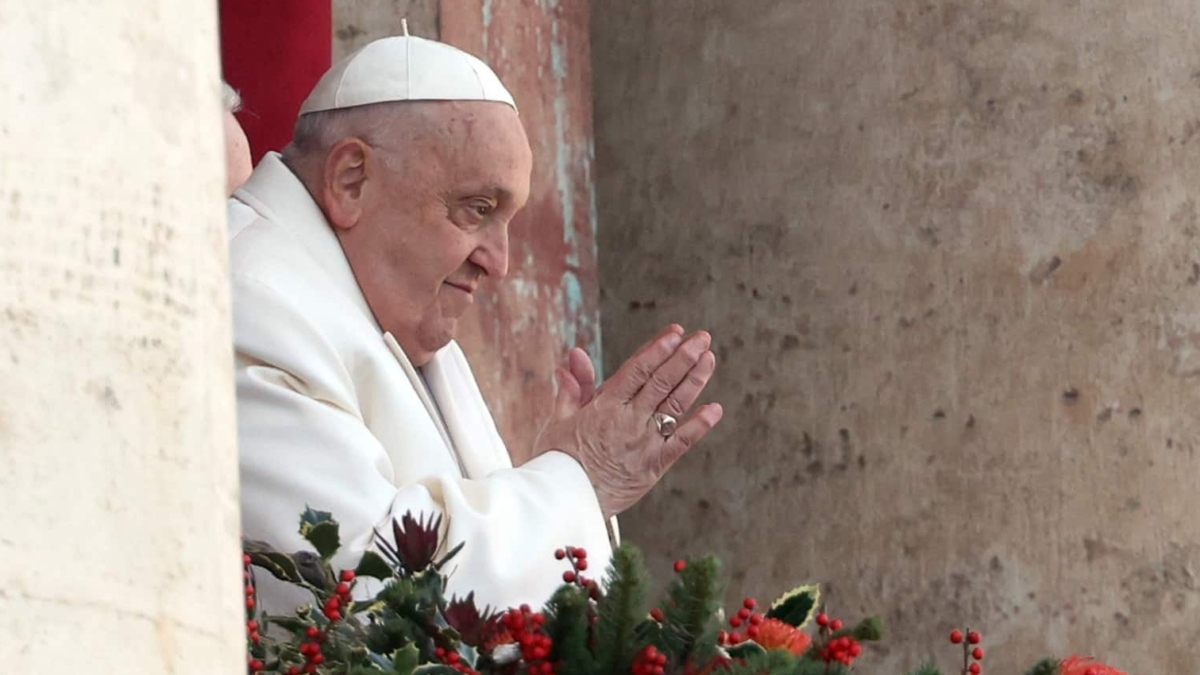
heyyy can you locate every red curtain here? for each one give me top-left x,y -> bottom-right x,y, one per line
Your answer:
219,1 -> 332,164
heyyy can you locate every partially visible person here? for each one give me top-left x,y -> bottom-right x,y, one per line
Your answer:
222,80 -> 253,196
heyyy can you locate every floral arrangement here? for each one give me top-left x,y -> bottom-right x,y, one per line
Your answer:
242,510 -> 1127,675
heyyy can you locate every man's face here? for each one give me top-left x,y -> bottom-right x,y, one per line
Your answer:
224,111 -> 253,196
339,102 -> 532,366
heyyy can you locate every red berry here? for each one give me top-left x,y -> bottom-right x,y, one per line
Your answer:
743,597 -> 757,610
246,620 -> 259,632
850,643 -> 862,657
968,631 -> 982,645
574,547 -> 588,559
816,613 -> 830,627
337,582 -> 352,595
305,665 -> 318,674
969,664 -> 981,675
245,598 -> 255,610
746,626 -> 760,639
830,619 -> 844,631
248,659 -> 264,672
577,559 -> 589,571
288,668 -> 302,675
650,608 -> 665,622
243,554 -> 252,566
729,617 -> 743,628
340,570 -> 356,582
306,626 -> 319,638
973,647 -> 985,660
737,608 -> 751,620
563,570 -> 577,583
950,630 -> 964,644
313,654 -> 326,665
555,548 -> 566,560
674,560 -> 687,573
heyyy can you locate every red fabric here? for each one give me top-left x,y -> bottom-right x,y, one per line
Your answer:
219,0 -> 332,163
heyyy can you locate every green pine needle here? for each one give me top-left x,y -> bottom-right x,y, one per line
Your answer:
904,663 -> 943,675
1024,658 -> 1062,675
717,648 -> 795,675
594,546 -> 651,675
659,556 -> 724,666
544,585 -> 596,675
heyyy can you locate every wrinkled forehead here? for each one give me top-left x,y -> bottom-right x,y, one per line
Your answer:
414,102 -> 532,192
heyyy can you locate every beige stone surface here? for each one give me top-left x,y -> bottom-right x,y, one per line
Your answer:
593,1 -> 1200,671
0,1 -> 244,671
334,0 -> 439,59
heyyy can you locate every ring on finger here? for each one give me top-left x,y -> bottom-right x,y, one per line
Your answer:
652,412 -> 677,438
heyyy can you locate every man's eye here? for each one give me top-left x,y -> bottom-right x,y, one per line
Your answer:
472,202 -> 495,217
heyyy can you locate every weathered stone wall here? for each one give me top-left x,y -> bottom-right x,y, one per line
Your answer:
0,1 -> 244,672
592,1 -> 1200,671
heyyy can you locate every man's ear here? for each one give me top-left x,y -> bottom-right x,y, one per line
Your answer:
321,138 -> 370,231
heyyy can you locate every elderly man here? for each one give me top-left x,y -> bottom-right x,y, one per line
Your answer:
229,34 -> 721,611
222,81 -> 253,196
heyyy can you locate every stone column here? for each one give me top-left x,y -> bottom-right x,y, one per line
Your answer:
593,1 -> 1200,671
0,2 -> 244,672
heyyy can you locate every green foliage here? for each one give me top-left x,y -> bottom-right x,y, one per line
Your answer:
1024,659 -> 1063,675
765,584 -> 820,629
593,546 -> 650,675
243,509 -> 1098,675
658,556 -> 723,666
544,585 -> 597,675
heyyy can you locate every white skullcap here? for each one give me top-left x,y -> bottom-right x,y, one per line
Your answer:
299,30 -> 516,115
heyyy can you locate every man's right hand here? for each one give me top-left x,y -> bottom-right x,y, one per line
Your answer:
533,324 -> 723,518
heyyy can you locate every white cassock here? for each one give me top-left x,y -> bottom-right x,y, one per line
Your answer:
228,152 -> 614,613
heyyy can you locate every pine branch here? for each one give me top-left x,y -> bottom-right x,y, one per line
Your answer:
594,545 -> 651,675
659,557 -> 724,666
716,648 -> 795,675
1023,659 -> 1062,675
904,663 -> 943,675
544,585 -> 597,675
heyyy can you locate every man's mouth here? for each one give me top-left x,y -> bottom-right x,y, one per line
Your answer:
445,280 -> 477,294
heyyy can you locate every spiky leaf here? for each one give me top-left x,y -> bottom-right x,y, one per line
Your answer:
766,584 -> 820,629
357,550 -> 396,580
390,644 -> 420,675
305,521 -> 342,560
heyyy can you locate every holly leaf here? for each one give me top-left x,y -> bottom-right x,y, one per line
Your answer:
305,521 -> 342,560
243,541 -> 307,585
766,584 -> 820,628
727,641 -> 767,659
390,644 -> 420,675
357,550 -> 396,580
413,666 -> 459,675
265,614 -> 313,634
300,506 -> 336,531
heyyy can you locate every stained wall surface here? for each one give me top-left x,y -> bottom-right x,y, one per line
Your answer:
592,2 -> 1200,671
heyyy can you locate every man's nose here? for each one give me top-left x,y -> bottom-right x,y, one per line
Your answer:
473,224 -> 510,280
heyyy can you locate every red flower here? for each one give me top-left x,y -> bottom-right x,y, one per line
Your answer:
1060,655 -> 1129,675
752,618 -> 812,655
444,592 -> 501,648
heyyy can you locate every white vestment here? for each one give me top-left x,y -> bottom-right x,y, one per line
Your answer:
228,152 -> 613,612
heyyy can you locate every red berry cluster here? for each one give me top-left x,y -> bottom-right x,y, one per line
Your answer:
555,547 -> 601,600
949,629 -> 984,675
816,613 -> 861,667
718,597 -> 764,646
323,570 -> 356,622
436,646 -> 480,675
502,604 -> 556,675
244,555 -> 265,673
284,625 -> 330,674
631,645 -> 668,675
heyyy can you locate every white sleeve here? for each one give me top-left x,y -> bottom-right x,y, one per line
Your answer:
234,276 -> 611,609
